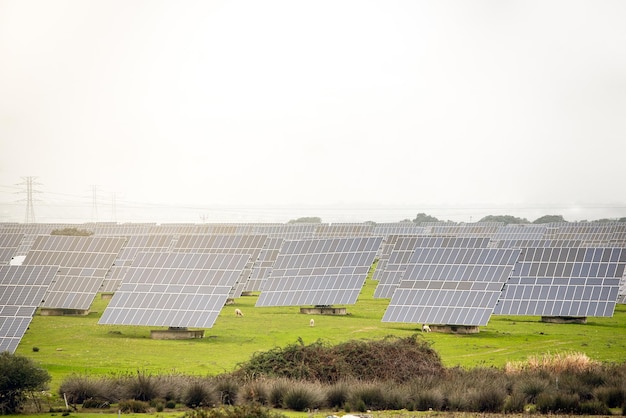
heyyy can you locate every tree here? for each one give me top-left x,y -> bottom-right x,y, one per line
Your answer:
412,213 -> 440,224
287,217 -> 322,224
532,215 -> 567,224
479,215 -> 529,224
50,227 -> 94,236
0,352 -> 51,414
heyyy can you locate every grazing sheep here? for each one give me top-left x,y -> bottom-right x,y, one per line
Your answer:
422,324 -> 431,332
235,308 -> 243,317
310,318 -> 315,327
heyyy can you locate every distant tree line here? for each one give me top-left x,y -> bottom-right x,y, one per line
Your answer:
50,227 -> 94,236
396,213 -> 626,225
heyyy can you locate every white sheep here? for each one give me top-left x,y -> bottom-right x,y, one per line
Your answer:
235,308 -> 243,317
422,324 -> 431,332
310,318 -> 315,327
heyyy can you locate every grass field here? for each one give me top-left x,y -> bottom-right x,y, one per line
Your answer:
15,279 -> 626,394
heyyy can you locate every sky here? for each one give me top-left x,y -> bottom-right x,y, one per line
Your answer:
1,1 -> 625,224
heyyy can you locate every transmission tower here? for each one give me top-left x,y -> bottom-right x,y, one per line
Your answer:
17,176 -> 40,223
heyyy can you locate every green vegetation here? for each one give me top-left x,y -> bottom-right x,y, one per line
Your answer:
16,280 -> 626,394
0,352 -> 51,414
478,215 -> 529,224
50,227 -> 94,236
287,217 -> 322,223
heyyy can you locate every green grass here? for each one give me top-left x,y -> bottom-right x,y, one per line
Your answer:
15,279 -> 626,394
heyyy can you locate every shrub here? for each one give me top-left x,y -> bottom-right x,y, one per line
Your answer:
468,385 -> 507,412
59,375 -> 102,404
535,392 -> 580,414
184,380 -> 217,408
444,392 -> 468,412
502,392 -> 526,413
579,400 -> 612,415
324,381 -> 349,409
81,398 -> 110,409
165,400 -> 177,409
558,372 -> 594,401
122,371 -> 161,402
268,379 -> 291,408
516,374 -> 550,403
32,347 -> 39,352
0,352 -> 51,414
239,380 -> 270,405
215,377 -> 239,405
118,399 -> 150,413
380,383 -> 409,410
506,351 -> 599,374
181,404 -> 288,418
234,334 -> 444,383
594,385 -> 626,408
282,383 -> 323,411
348,382 -> 386,411
412,388 -> 444,411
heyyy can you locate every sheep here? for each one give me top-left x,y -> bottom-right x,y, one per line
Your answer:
310,318 -> 315,327
235,308 -> 243,317
422,324 -> 431,332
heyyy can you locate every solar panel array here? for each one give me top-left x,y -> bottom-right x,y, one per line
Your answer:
490,224 -> 548,242
101,235 -> 175,293
23,236 -> 127,310
427,224 -> 502,238
0,265 -> 58,353
544,224 -> 626,246
313,223 -> 374,237
374,237 -> 491,298
173,234 -> 268,297
0,234 -> 23,265
99,252 -> 250,328
256,236 -> 383,307
494,247 -> 626,317
246,237 -> 284,292
383,247 -> 521,326
490,239 -> 583,249
371,223 -> 426,237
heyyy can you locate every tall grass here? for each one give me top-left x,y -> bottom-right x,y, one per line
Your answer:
15,280 -> 626,394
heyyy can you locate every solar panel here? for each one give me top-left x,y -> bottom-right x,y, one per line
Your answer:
490,239 -> 583,249
101,235 -> 174,293
428,224 -> 502,237
371,223 -> 426,238
252,223 -> 318,240
544,223 -> 626,246
0,234 -> 24,265
246,237 -> 283,292
382,247 -> 521,326
98,252 -> 250,328
374,236 -> 491,298
172,234 -> 268,297
0,223 -> 80,256
23,235 -> 126,311
491,224 -> 548,242
494,247 -> 626,317
313,223 -> 374,237
256,236 -> 383,307
0,265 -> 58,353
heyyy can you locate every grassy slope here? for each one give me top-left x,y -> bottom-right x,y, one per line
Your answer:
16,279 -> 626,392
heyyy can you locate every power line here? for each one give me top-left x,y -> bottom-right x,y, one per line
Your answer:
16,176 -> 41,223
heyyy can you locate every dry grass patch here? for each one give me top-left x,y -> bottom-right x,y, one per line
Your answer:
505,351 -> 599,374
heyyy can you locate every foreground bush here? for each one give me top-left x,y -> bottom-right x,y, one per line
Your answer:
55,341 -> 626,415
233,334 -> 443,383
182,404 -> 287,418
59,374 -> 119,405
0,352 -> 50,414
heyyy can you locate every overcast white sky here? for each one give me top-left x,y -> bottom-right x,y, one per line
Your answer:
1,1 -> 625,224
